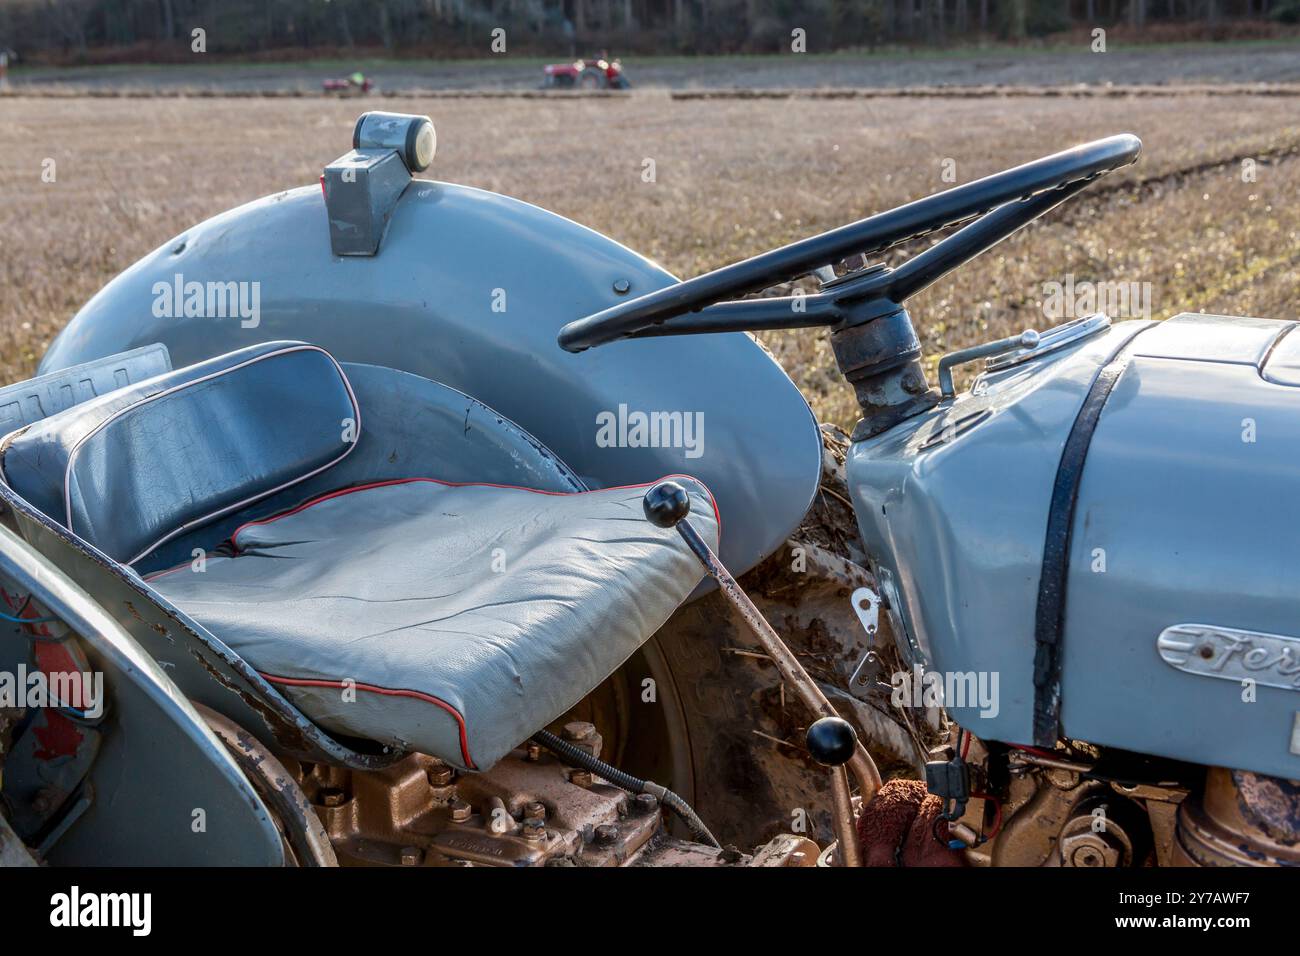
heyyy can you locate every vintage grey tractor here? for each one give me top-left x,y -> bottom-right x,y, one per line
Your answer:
1,111 -> 1295,867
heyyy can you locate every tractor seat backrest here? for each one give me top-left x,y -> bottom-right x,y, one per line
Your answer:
0,341 -> 359,566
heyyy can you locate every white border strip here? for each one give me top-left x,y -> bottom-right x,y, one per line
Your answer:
58,344 -> 361,566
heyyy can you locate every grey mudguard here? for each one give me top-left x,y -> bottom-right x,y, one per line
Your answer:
39,181 -> 822,578
2,341 -> 357,566
150,477 -> 720,771
849,313 -> 1300,781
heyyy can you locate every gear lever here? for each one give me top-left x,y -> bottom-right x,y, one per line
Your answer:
644,480 -> 881,865
807,716 -> 864,868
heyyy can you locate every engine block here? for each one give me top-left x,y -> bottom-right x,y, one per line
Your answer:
295,746 -> 817,867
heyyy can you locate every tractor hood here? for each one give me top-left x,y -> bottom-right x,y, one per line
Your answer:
39,180 -> 822,577
848,312 -> 1300,782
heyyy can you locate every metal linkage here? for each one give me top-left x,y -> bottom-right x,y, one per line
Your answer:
937,328 -> 1040,398
643,481 -> 883,865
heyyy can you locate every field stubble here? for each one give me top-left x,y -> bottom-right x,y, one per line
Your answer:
1,93 -> 1297,426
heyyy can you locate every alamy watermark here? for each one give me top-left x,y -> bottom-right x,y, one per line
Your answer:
891,664 -> 1000,719
50,886 -> 150,936
0,664 -> 103,718
596,404 -> 704,459
151,273 -> 261,328
1041,274 -> 1151,322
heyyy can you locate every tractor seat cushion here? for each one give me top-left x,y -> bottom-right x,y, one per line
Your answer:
148,475 -> 720,771
0,341 -> 359,566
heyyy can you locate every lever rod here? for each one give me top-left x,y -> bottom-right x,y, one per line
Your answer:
807,716 -> 864,867
674,517 -> 883,801
642,481 -> 882,850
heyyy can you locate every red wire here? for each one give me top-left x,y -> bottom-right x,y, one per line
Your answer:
970,790 -> 1004,841
1010,743 -> 1058,759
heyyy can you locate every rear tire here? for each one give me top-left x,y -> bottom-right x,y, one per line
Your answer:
579,67 -> 608,90
195,703 -> 337,867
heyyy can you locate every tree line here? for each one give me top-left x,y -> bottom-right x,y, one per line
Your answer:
3,1 -> 1296,61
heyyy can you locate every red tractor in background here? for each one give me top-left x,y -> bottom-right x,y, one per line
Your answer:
322,71 -> 374,96
542,54 -> 630,90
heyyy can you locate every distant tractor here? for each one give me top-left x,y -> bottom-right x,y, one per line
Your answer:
542,56 -> 629,90
323,71 -> 373,96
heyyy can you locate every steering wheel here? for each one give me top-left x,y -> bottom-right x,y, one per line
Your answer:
557,135 -> 1141,353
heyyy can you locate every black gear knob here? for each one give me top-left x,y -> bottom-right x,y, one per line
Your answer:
643,481 -> 691,528
806,716 -> 858,767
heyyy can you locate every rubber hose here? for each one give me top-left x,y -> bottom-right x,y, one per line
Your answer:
532,730 -> 721,848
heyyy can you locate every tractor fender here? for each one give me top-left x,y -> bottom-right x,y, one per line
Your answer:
41,180 -> 822,577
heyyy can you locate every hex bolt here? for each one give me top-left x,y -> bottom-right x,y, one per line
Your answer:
319,788 -> 347,808
399,846 -> 424,867
902,367 -> 929,395
1072,845 -> 1105,867
561,721 -> 603,760
427,766 -> 455,787
633,793 -> 659,815
595,824 -> 620,846
525,742 -> 543,762
562,721 -> 596,742
524,801 -> 547,821
569,769 -> 594,788
522,819 -> 546,843
450,799 -> 472,823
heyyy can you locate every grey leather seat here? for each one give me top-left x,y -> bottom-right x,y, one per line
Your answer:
0,341 -> 719,770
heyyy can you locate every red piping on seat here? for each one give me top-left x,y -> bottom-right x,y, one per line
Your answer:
230,474 -> 722,552
260,672 -> 476,769
142,562 -> 197,584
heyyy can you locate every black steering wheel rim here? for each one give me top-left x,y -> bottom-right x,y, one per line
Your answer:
558,134 -> 1141,353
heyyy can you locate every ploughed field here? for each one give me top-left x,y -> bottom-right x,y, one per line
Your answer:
1,92 -> 1297,426
11,42 -> 1300,92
